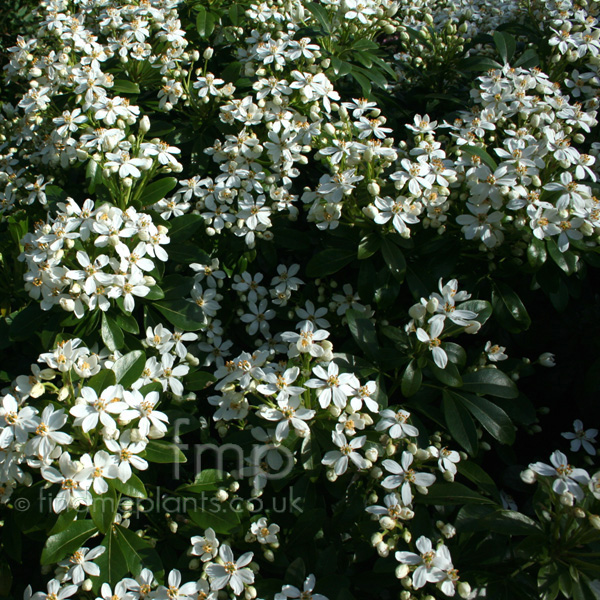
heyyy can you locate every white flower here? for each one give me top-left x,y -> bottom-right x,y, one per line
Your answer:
206,545 -> 254,596
40,452 -> 93,513
275,574 -> 328,600
484,341 -> 508,362
529,450 -> 590,502
416,316 -> 448,369
322,431 -> 368,475
122,390 -> 169,437
561,420 -> 597,455
59,546 -> 105,584
375,408 -> 419,439
305,362 -> 358,409
69,385 -> 127,433
258,395 -> 315,441
250,517 -> 280,544
395,536 -> 452,589
191,528 -> 219,562
382,452 -> 436,505
104,430 -> 148,482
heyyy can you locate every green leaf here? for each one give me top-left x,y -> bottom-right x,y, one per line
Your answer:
101,313 -> 124,352
528,236 -> 547,268
167,213 -> 204,243
188,501 -> 241,534
358,233 -> 381,259
301,435 -> 320,471
346,309 -> 378,362
183,370 -> 216,391
9,303 -> 49,341
481,510 -> 541,535
177,469 -> 227,493
114,311 -> 140,334
443,392 -> 478,455
456,392 -> 516,444
92,528 -> 128,592
430,358 -> 463,387
112,350 -> 146,388
381,238 -> 406,282
196,6 -> 217,37
417,482 -> 495,505
144,285 -> 165,301
457,461 -> 499,499
90,486 -> 117,534
41,520 -> 97,565
493,31 -> 516,63
457,299 -> 492,326
144,440 -> 187,463
305,2 -> 332,33
514,48 -> 540,68
330,56 -> 352,76
352,38 -> 379,51
458,55 -> 503,72
461,368 -> 518,398
110,474 -> 147,499
87,369 -> 117,395
461,145 -> 498,170
114,524 -> 164,582
491,281 -> 531,332
305,248 -> 355,278
401,360 -> 422,397
547,237 -> 578,274
155,298 -> 207,331
140,177 -> 178,207
111,80 -> 140,94
350,69 -> 372,96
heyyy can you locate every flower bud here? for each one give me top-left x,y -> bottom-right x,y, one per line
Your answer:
395,564 -> 410,579
409,303 -> 426,320
381,516 -> 396,530
458,582 -> 472,599
560,492 -> 574,506
538,352 -> 556,367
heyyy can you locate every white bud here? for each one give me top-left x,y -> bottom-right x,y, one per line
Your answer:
395,564 -> 410,579
520,468 -> 537,484
203,47 -> 214,60
380,516 -> 396,530
538,352 -> 556,367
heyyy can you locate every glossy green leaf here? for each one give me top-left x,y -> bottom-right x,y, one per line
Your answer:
178,469 -> 227,493
430,359 -> 463,387
305,2 -> 332,33
90,486 -> 117,534
110,474 -> 147,499
346,309 -> 378,362
188,501 -> 241,534
183,370 -> 216,391
140,177 -> 178,207
456,392 -> 516,444
461,145 -> 498,170
111,80 -> 140,94
401,359 -> 422,397
305,248 -> 355,278
381,238 -> 406,282
196,7 -> 217,37
41,520 -> 97,565
87,369 -> 117,395
112,350 -> 146,388
492,281 -> 531,332
115,524 -> 164,581
155,298 -> 207,331
167,213 -> 204,243
101,313 -> 124,352
547,237 -> 578,275
358,233 -> 381,259
144,440 -> 187,463
528,236 -> 547,268
92,528 -> 128,592
461,368 -> 518,398
417,482 -> 495,505
493,31 -> 516,63
443,392 -> 478,455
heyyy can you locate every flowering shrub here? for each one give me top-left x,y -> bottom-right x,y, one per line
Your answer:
1,0 -> 599,599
